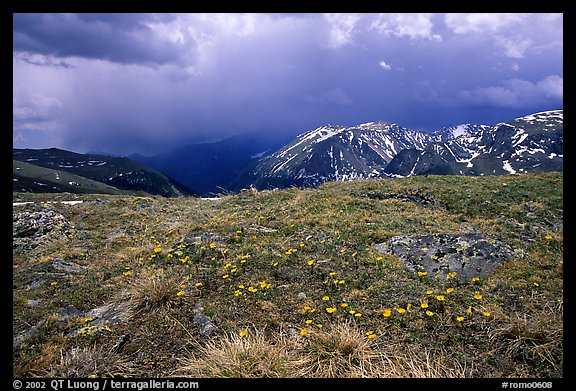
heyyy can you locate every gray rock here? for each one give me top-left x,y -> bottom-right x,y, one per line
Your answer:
352,189 -> 438,208
85,303 -> 130,326
375,233 -> 514,281
13,210 -> 74,253
13,210 -> 73,238
51,259 -> 87,274
56,305 -> 83,321
27,299 -> 43,307
13,322 -> 43,348
184,231 -> 229,246
193,302 -> 214,337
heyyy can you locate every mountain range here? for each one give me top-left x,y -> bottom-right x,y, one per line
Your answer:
13,109 -> 562,197
231,109 -> 563,191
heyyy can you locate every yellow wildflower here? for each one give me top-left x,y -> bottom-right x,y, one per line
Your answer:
406,303 -> 412,310
195,282 -> 203,287
425,290 -> 433,295
446,288 -> 454,294
300,329 -> 308,336
383,309 -> 392,317
239,330 -> 247,337
326,307 -> 337,314
354,312 -> 362,317
222,274 -> 229,279
154,247 -> 162,253
248,286 -> 257,293
341,303 -> 348,308
305,319 -> 313,324
426,310 -> 434,317
417,271 -> 428,277
482,311 -> 491,317
307,260 -> 315,266
471,277 -> 480,282
474,293 -> 483,300
397,308 -> 406,314
322,296 -> 330,301
456,316 -> 465,322
421,303 -> 428,309
467,306 -> 473,314
436,295 -> 445,301
316,324 -> 323,329
176,290 -> 185,297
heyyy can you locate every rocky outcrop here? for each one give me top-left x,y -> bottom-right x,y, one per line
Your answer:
375,233 -> 514,281
13,210 -> 74,253
352,189 -> 438,208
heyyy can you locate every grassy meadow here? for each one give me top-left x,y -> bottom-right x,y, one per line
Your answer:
12,172 -> 563,378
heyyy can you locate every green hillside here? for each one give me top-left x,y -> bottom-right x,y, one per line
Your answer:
13,160 -> 127,195
13,172 -> 563,379
13,148 -> 196,197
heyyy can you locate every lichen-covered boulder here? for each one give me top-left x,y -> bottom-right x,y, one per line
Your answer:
375,233 -> 514,281
13,210 -> 74,253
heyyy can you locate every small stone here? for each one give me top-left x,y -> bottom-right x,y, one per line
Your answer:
27,299 -> 42,307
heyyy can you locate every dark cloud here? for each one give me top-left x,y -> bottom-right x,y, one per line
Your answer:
13,13 -> 190,66
12,13 -> 563,156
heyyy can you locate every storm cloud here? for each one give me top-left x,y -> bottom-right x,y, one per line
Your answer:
13,13 -> 563,155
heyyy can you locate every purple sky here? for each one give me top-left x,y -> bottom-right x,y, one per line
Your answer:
13,13 -> 563,156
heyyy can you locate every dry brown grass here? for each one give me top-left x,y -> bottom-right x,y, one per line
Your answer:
378,346 -> 469,378
175,329 -> 299,378
175,321 -> 472,378
295,321 -> 382,377
120,267 -> 186,317
44,344 -> 136,378
488,299 -> 563,375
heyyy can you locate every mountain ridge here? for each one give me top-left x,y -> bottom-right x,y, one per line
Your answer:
13,148 -> 196,197
14,109 -> 562,197
224,109 -> 561,191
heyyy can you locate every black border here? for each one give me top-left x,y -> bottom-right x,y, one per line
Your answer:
8,3 -> 569,388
